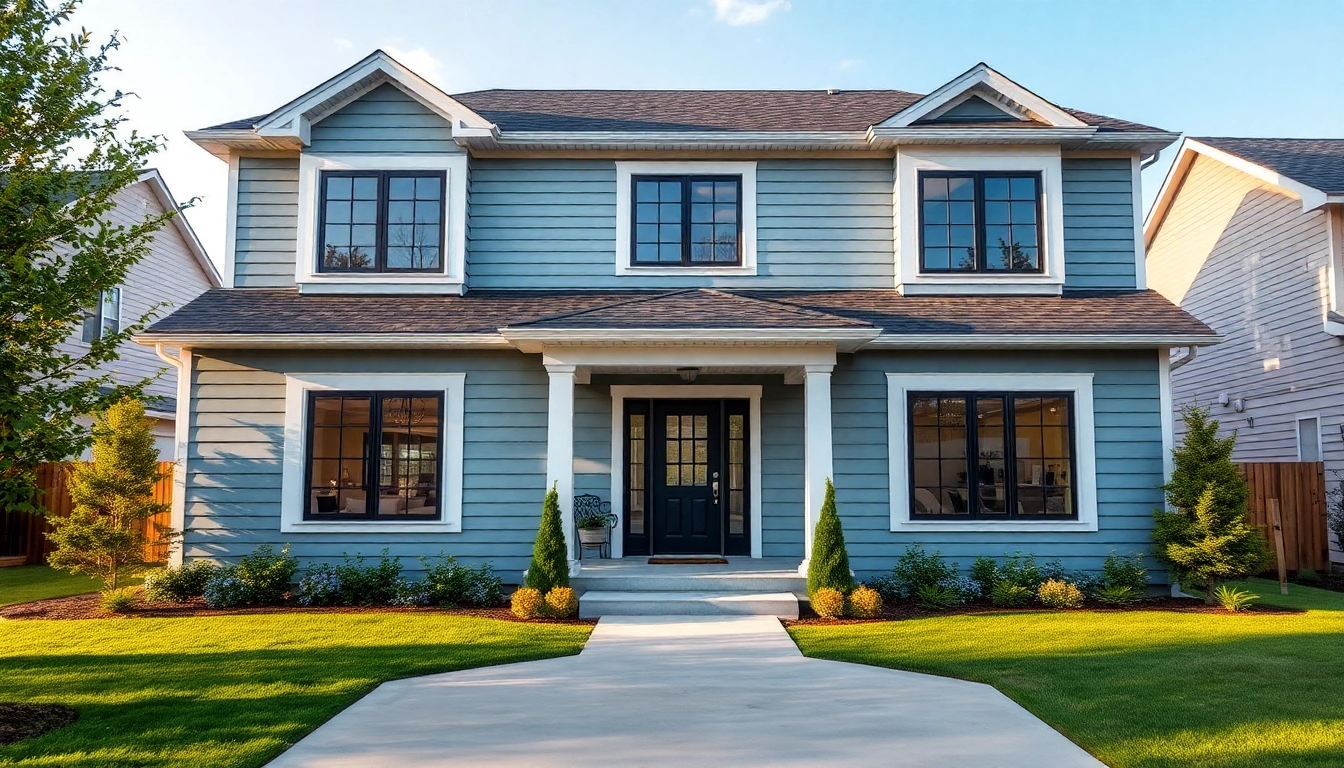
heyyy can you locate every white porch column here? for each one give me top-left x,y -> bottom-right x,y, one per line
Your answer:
545,363 -> 579,571
800,364 -> 834,574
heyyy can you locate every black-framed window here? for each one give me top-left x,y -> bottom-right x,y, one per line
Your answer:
304,391 -> 444,520
909,392 -> 1076,520
318,171 -> 445,273
919,171 -> 1042,273
631,175 -> 741,266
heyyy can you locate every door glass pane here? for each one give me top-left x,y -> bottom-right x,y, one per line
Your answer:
728,414 -> 745,535
629,413 -> 645,535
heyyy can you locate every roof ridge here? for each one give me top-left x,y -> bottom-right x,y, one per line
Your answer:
711,289 -> 873,327
504,289 -> 692,327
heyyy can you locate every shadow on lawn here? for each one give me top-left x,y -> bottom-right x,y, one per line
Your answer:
0,640 -> 584,768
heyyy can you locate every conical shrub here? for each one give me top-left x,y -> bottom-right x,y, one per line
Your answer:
807,478 -> 855,597
525,483 -> 570,593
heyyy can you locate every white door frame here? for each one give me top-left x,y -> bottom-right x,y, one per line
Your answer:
609,385 -> 764,559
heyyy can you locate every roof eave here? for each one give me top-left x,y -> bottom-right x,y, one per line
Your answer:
134,332 -> 513,349
183,129 -> 300,161
499,327 -> 882,354
863,332 -> 1221,349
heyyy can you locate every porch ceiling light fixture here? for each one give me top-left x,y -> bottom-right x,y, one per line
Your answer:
677,367 -> 700,384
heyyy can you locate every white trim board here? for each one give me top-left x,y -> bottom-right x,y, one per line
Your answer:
280,372 -> 465,533
894,146 -> 1067,294
608,385 -> 764,559
614,161 -> 758,277
295,153 -> 468,293
886,372 -> 1098,532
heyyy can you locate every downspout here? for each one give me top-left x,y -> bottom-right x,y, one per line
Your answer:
1140,149 -> 1162,170
154,342 -> 191,568
1169,345 -> 1197,371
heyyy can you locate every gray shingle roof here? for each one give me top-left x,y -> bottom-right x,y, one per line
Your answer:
144,288 -> 1213,340
202,90 -> 1161,134
1195,137 -> 1344,195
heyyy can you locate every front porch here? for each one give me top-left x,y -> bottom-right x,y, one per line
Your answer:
570,557 -> 807,618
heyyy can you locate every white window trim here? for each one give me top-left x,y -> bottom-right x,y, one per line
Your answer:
895,146 -> 1066,295
295,153 -> 467,293
614,161 -> 757,276
280,372 -> 465,533
1296,414 -> 1322,462
608,385 -> 763,559
887,372 -> 1098,532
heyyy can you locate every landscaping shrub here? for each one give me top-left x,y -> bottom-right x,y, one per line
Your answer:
1069,570 -> 1107,598
544,586 -> 578,618
335,550 -> 403,606
390,578 -> 432,607
1154,406 -> 1270,602
142,561 -> 218,603
997,553 -> 1044,589
100,587 -> 138,613
970,556 -> 999,595
875,544 -> 955,600
1328,471 -> 1344,555
848,585 -> 883,618
989,581 -> 1033,607
202,569 -> 249,608
235,544 -> 298,605
1212,584 -> 1259,612
525,484 -> 570,594
1094,583 -> 1142,606
812,587 -> 846,618
915,582 -> 961,610
511,587 -> 544,618
295,563 -> 342,607
1101,551 -> 1149,592
806,478 -> 855,598
1037,579 -> 1085,608
1296,568 -> 1320,584
421,554 -> 503,607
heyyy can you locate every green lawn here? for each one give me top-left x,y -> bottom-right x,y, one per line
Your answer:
789,578 -> 1344,768
0,613 -> 591,767
0,566 -> 102,607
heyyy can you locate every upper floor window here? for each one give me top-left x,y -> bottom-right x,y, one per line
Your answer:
81,288 -> 120,343
318,171 -> 444,273
919,171 -> 1042,274
631,175 -> 741,267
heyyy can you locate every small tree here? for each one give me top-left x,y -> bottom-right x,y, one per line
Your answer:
46,398 -> 173,589
1152,406 -> 1270,602
524,483 -> 569,593
807,478 -> 855,597
1326,473 -> 1344,557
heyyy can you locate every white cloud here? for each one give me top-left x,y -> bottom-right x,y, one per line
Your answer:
709,0 -> 790,26
382,44 -> 447,86
333,37 -> 353,50
836,58 -> 858,71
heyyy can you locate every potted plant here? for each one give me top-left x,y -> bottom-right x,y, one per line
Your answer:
575,507 -> 614,546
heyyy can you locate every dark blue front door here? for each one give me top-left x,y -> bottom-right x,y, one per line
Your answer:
652,400 -> 722,555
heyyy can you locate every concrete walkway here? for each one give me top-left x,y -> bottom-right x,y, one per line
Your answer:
269,616 -> 1103,767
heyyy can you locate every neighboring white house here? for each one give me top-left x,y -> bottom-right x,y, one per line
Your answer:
59,169 -> 221,458
1145,137 -> 1344,566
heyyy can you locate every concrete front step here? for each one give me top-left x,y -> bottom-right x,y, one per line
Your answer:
571,571 -> 806,596
579,590 -> 800,619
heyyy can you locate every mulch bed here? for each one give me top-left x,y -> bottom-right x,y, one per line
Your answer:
0,593 -> 596,625
0,703 -> 78,746
783,595 -> 1305,626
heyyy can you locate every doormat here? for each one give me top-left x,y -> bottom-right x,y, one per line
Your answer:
648,557 -> 729,565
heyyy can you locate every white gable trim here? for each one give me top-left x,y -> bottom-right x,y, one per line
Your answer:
879,63 -> 1088,129
255,50 -> 496,146
920,89 -> 1032,124
1146,138 -> 1331,250
135,170 -> 222,288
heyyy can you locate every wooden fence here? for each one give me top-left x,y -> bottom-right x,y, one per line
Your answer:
1,462 -> 174,566
1238,461 -> 1330,573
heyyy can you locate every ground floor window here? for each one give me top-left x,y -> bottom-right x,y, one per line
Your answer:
304,392 -> 443,520
910,391 -> 1076,519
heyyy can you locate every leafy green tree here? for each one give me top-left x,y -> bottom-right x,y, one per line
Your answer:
1,0 -> 171,515
807,478 -> 855,597
525,483 -> 569,593
1152,406 -> 1270,602
46,398 -> 173,589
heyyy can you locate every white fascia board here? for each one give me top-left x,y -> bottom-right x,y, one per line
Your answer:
863,333 -> 1222,349
542,345 -> 838,369
467,131 -> 872,151
135,170 -> 223,287
255,50 -> 495,143
869,126 -> 1098,146
1185,139 -> 1329,210
183,130 -> 302,160
878,63 -> 1089,129
133,333 -> 512,349
501,328 -> 879,354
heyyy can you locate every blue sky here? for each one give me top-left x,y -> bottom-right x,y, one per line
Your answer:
73,0 -> 1344,264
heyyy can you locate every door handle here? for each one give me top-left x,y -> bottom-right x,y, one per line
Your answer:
712,481 -> 720,504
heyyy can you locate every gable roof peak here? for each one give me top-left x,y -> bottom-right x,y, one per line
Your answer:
878,62 -> 1088,129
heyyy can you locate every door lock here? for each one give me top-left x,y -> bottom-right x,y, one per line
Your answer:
712,481 -> 720,503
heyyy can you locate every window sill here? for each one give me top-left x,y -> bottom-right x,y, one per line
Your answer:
280,519 -> 460,534
899,277 -> 1063,296
615,264 -> 756,277
890,519 -> 1097,533
297,275 -> 465,295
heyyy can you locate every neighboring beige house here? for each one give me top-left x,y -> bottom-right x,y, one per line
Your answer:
1145,137 -> 1344,566
60,169 -> 220,458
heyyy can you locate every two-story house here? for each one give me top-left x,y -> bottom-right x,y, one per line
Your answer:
1146,137 -> 1344,567
138,51 -> 1215,594
68,169 -> 220,458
